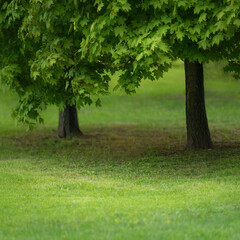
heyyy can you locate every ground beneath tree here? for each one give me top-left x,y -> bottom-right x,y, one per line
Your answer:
1,125 -> 239,161
1,125 -> 239,240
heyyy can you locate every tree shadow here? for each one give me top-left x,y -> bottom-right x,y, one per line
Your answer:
1,125 -> 239,161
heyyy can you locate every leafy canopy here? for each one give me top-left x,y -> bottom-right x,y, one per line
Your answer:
0,0 -> 239,125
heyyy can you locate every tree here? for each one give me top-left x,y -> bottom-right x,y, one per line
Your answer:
58,104 -> 83,138
168,1 -> 239,148
1,0 -> 239,148
184,59 -> 213,149
0,0 -> 112,136
82,0 -> 239,149
1,0 -> 172,137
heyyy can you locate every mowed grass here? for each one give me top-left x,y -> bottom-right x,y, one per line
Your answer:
0,62 -> 240,240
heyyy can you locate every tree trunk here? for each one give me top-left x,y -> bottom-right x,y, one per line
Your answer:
184,59 -> 213,149
58,104 -> 83,138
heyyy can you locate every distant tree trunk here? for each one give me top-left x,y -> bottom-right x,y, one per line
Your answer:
184,59 -> 213,149
58,104 -> 83,138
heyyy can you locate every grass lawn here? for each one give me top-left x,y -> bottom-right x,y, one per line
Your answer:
0,62 -> 239,239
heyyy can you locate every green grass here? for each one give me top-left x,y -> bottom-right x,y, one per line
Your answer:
0,62 -> 240,239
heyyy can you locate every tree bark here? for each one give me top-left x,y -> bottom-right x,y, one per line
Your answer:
184,59 -> 213,149
58,104 -> 83,138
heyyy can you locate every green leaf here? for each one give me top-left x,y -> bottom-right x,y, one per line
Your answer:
48,59 -> 56,67
114,26 -> 126,37
198,13 -> 207,23
212,34 -> 224,45
176,31 -> 184,40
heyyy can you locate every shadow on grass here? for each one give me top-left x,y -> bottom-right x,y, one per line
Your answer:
1,126 -> 239,179
1,125 -> 240,157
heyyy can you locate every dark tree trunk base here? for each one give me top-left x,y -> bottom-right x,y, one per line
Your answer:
184,59 -> 213,150
58,104 -> 83,138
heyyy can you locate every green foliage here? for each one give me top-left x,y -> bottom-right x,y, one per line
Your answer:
1,0 -> 114,125
1,0 -> 239,125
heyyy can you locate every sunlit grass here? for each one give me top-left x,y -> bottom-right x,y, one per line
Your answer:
0,63 -> 239,239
